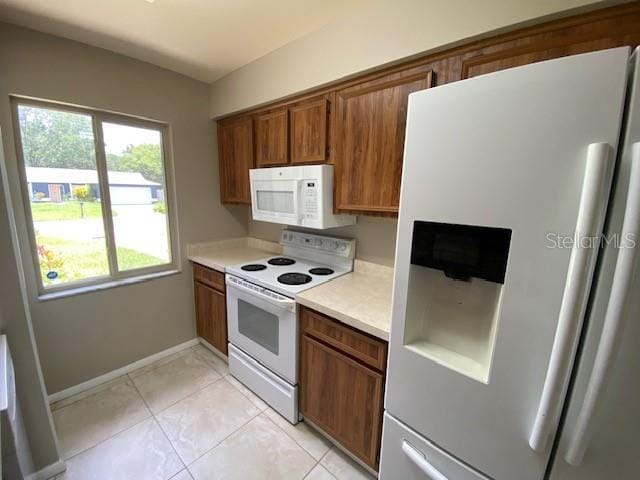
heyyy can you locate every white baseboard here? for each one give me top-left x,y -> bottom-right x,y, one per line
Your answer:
197,337 -> 228,361
48,338 -> 199,404
26,459 -> 66,480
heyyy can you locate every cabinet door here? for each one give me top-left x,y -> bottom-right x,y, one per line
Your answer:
195,281 -> 228,355
300,334 -> 384,468
333,65 -> 433,214
255,109 -> 288,167
289,98 -> 328,164
217,116 -> 254,204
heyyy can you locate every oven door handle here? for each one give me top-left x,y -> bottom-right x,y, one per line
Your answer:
226,275 -> 296,312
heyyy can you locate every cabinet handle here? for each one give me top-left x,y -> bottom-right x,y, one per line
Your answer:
402,440 -> 449,480
529,143 -> 613,452
564,143 -> 640,465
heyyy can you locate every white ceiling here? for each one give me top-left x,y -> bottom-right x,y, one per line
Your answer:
0,0 -> 364,83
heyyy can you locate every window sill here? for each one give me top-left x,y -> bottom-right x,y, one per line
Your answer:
37,269 -> 182,302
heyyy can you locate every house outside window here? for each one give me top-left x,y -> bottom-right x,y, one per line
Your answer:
11,98 -> 179,295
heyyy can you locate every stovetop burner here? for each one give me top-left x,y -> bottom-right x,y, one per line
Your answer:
309,267 -> 334,276
241,264 -> 267,272
268,257 -> 296,266
277,272 -> 312,285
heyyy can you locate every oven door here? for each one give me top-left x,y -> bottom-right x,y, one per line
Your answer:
226,275 -> 298,384
250,178 -> 302,225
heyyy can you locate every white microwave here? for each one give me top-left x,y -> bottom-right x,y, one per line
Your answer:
250,165 -> 356,229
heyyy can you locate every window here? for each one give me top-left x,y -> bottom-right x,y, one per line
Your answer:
12,99 -> 178,294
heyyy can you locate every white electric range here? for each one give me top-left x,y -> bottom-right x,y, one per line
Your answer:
225,230 -> 355,423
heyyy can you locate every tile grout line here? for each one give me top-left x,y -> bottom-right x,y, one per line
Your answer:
131,379 -> 188,474
50,376 -> 130,413
127,347 -> 210,382
60,414 -> 153,464
51,346 -> 196,413
129,349 -> 229,416
141,373 -> 225,416
55,380 -> 155,462
259,413 -> 324,479
55,346 -> 213,468
134,355 -> 262,472
56,344 -> 336,479
264,410 -> 334,466
194,349 -> 334,476
182,404 -> 263,471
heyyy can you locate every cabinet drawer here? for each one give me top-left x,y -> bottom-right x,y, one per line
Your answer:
193,263 -> 225,292
300,306 -> 387,371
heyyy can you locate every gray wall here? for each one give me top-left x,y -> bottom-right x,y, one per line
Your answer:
209,0 -> 606,117
248,217 -> 398,267
0,22 -> 248,394
0,132 -> 60,473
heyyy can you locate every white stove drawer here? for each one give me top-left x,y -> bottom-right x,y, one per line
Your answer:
228,343 -> 298,424
380,413 -> 489,480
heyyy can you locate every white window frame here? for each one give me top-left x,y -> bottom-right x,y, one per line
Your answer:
11,97 -> 181,297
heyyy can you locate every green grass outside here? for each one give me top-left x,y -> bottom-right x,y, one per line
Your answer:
31,201 -> 105,221
36,235 -> 164,286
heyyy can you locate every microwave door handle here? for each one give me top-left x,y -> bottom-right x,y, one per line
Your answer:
564,143 -> 640,465
295,179 -> 304,223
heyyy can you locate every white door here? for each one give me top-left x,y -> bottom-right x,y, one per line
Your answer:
548,49 -> 640,480
383,48 -> 630,480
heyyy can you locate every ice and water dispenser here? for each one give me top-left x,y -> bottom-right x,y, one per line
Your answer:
404,221 -> 511,383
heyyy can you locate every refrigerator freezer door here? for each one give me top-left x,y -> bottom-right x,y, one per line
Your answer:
549,49 -> 640,480
380,413 -> 489,480
383,48 -> 630,480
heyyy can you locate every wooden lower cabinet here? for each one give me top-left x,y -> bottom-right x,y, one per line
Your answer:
299,306 -> 386,469
194,266 -> 228,355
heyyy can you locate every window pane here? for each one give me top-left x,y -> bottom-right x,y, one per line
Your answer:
18,105 -> 109,287
102,122 -> 171,271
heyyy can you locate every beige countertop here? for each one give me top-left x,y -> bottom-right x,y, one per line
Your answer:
296,260 -> 394,341
189,239 -> 393,341
187,237 -> 281,272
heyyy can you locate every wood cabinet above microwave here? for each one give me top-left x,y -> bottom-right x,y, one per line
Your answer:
255,97 -> 331,167
215,3 -> 640,211
255,108 -> 289,167
289,97 -> 329,165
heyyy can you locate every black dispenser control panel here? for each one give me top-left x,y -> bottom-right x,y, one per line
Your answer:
410,221 -> 512,283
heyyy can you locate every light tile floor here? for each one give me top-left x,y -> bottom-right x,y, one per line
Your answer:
50,344 -> 375,480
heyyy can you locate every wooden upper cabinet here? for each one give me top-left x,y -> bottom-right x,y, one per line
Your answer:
217,116 -> 254,204
460,5 -> 640,80
333,65 -> 433,214
255,109 -> 289,167
289,97 -> 329,164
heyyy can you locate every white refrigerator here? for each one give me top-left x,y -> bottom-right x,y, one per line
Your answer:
380,46 -> 640,480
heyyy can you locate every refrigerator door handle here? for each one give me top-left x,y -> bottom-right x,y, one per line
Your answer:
402,440 -> 449,480
529,143 -> 613,452
564,143 -> 640,466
